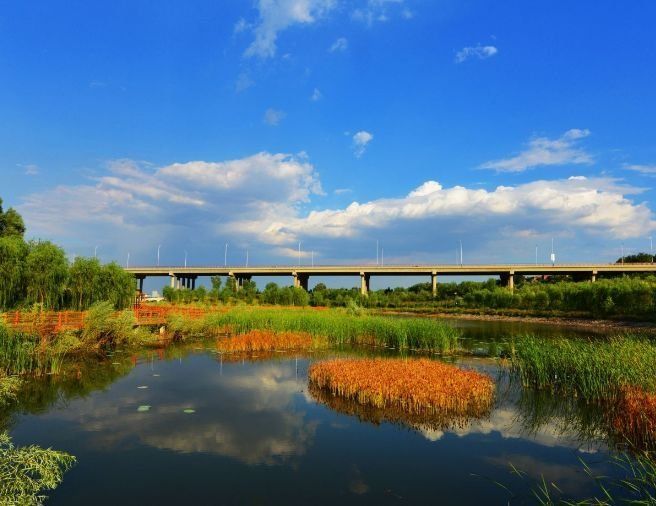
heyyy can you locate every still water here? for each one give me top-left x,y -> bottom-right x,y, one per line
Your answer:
5,320 -> 621,505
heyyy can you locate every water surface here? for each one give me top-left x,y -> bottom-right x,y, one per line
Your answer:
3,320 -> 624,505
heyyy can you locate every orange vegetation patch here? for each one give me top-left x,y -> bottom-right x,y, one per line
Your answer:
612,387 -> 656,449
216,330 -> 325,353
309,358 -> 495,419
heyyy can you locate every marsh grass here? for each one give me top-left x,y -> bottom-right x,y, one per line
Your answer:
215,330 -> 327,353
509,335 -> 656,402
309,358 -> 495,419
199,308 -> 461,354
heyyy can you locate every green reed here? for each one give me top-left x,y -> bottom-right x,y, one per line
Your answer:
509,334 -> 656,401
0,324 -> 63,376
196,308 -> 461,354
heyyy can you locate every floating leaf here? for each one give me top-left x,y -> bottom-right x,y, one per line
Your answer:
183,409 -> 195,414
137,385 -> 148,389
137,405 -> 151,412
152,374 -> 160,377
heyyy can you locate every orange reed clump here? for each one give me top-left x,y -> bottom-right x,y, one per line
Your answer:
216,330 -> 323,353
309,358 -> 494,418
612,387 -> 656,449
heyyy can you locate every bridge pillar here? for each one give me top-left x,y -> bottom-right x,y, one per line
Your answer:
292,272 -> 299,289
431,271 -> 437,297
170,274 -> 175,288
360,272 -> 370,296
228,273 -> 238,292
298,274 -> 309,291
500,272 -> 514,291
591,271 -> 597,283
138,277 -> 144,293
191,276 -> 196,290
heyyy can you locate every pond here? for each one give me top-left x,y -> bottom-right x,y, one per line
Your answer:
3,320 -> 626,505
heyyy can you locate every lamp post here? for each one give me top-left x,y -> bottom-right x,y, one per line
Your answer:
157,245 -> 161,267
184,250 -> 187,268
311,251 -> 314,267
246,249 -> 249,267
459,240 -> 463,266
376,240 -> 379,265
650,236 -> 653,263
224,243 -> 228,267
621,243 -> 624,265
126,252 -> 130,268
298,241 -> 302,267
535,244 -> 538,266
94,245 -> 98,259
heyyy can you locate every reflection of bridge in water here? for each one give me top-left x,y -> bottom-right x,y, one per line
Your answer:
126,263 -> 656,296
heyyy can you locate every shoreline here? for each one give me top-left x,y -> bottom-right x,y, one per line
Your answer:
379,309 -> 656,332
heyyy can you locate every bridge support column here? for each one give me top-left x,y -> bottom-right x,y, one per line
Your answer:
298,274 -> 309,291
431,272 -> 437,297
292,272 -> 299,289
138,277 -> 144,293
170,274 -> 175,288
228,273 -> 238,292
591,271 -> 597,283
360,272 -> 370,296
500,272 -> 514,291
191,276 -> 196,290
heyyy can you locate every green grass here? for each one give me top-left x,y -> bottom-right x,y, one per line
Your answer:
190,308 -> 461,354
0,432 -> 76,504
509,335 -> 656,401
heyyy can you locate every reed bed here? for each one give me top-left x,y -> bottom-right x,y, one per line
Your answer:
216,330 -> 327,353
509,335 -> 656,402
612,387 -> 656,450
202,309 -> 461,354
309,358 -> 494,420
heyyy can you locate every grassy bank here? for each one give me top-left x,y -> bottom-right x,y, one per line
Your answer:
171,308 -> 461,354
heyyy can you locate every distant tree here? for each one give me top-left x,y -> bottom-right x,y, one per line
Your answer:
313,282 -> 327,292
0,236 -> 28,309
25,241 -> 69,308
0,198 -> 26,238
68,257 -> 102,310
210,276 -> 222,292
617,252 -> 654,264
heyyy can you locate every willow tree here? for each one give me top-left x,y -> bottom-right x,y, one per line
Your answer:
0,198 -> 26,239
25,241 -> 69,309
68,257 -> 102,310
98,262 -> 135,309
0,237 -> 28,309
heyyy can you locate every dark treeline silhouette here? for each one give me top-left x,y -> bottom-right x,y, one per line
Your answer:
0,197 -> 135,311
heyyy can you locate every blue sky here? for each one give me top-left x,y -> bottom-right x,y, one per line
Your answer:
2,0 -> 656,280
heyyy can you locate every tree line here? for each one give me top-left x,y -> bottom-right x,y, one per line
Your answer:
0,198 -> 135,311
162,269 -> 656,319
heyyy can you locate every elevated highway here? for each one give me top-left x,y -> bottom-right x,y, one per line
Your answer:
126,263 -> 656,295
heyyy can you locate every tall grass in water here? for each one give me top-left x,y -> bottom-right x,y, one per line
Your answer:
509,335 -> 656,402
309,358 -> 494,427
0,323 -> 63,376
200,309 -> 460,354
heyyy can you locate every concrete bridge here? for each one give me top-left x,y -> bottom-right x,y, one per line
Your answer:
125,263 -> 656,296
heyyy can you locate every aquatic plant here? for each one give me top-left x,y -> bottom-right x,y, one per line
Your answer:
216,330 -> 326,353
612,387 -> 656,451
309,358 -> 494,419
0,375 -> 21,407
509,335 -> 656,401
201,308 -> 461,354
0,432 -> 76,505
